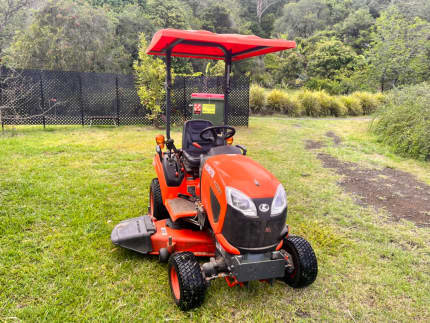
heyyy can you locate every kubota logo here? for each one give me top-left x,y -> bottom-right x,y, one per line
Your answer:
259,203 -> 270,212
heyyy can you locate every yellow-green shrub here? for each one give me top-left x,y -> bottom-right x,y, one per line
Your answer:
339,96 -> 363,116
314,91 -> 334,116
297,90 -> 322,117
351,91 -> 379,115
266,89 -> 287,113
288,94 -> 303,116
374,92 -> 387,105
249,84 -> 266,114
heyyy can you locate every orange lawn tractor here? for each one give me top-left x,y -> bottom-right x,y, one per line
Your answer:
111,29 -> 317,310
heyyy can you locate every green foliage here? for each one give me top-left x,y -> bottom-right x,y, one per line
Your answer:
305,78 -> 343,95
133,34 -> 166,120
3,0 -> 130,72
307,38 -> 360,80
365,6 -> 430,91
372,82 -> 430,160
297,90 -> 322,117
249,84 -> 266,114
201,4 -> 236,34
146,0 -> 191,29
335,8 -> 374,53
275,0 -> 330,38
339,95 -> 363,116
350,91 -> 381,115
266,89 -> 301,115
0,0 -> 32,54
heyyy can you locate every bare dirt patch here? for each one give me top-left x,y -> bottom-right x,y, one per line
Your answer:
305,140 -> 326,150
317,153 -> 430,227
326,131 -> 342,145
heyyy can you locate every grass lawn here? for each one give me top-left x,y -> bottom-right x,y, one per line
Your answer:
0,117 -> 429,322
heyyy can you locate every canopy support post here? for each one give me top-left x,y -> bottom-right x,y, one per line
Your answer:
165,49 -> 172,139
224,51 -> 232,126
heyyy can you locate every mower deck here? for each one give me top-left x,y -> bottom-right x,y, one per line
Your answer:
111,215 -> 215,257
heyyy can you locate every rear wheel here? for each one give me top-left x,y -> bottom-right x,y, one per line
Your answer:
168,252 -> 207,311
150,178 -> 169,220
281,235 -> 318,288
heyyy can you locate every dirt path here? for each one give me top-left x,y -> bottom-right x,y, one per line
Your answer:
306,138 -> 430,227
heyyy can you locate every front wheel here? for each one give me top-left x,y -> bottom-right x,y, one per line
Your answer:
281,235 -> 318,288
168,252 -> 207,311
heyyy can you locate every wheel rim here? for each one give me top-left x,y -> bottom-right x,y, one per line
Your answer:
150,191 -> 154,217
170,266 -> 180,300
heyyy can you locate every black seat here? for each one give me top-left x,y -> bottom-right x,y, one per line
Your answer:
182,120 -> 214,170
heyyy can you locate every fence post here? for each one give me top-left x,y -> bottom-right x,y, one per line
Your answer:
0,67 -> 3,128
39,72 -> 45,128
115,76 -> 120,126
78,74 -> 84,126
183,77 -> 186,119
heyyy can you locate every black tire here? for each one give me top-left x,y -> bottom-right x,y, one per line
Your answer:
150,178 -> 169,220
168,252 -> 207,311
281,235 -> 318,288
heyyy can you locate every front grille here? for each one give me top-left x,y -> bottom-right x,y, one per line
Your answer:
221,198 -> 287,252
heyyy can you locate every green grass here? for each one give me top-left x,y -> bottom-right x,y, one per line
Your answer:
0,117 -> 429,322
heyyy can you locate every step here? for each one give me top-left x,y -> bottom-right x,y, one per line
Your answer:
165,198 -> 197,222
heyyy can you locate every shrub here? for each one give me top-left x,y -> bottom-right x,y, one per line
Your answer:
374,92 -> 387,105
372,82 -> 430,161
287,94 -> 303,116
314,91 -> 334,116
266,89 -> 286,113
305,77 -> 343,95
351,91 -> 380,115
297,90 -> 322,117
339,96 -> 363,116
134,34 -> 166,120
249,84 -> 266,114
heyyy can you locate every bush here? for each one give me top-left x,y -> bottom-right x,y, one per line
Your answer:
305,77 -> 343,95
297,90 -> 322,117
265,89 -> 301,115
351,91 -> 380,115
339,96 -> 363,116
266,89 -> 286,113
372,82 -> 430,161
249,84 -> 266,114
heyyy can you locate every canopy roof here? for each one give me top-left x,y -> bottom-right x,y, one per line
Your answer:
146,29 -> 296,61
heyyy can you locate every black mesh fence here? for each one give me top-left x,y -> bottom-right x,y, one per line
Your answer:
0,67 -> 249,128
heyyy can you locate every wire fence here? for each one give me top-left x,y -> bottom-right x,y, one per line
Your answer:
0,67 -> 249,128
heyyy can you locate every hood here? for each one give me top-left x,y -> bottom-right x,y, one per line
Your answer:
205,154 -> 280,199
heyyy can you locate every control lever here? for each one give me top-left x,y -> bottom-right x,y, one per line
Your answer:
236,144 -> 247,155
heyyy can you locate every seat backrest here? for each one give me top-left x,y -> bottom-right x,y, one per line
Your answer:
182,120 -> 214,154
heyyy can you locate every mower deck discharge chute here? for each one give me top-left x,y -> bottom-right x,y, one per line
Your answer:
111,29 -> 317,310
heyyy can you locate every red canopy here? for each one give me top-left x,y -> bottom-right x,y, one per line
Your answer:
146,29 -> 296,61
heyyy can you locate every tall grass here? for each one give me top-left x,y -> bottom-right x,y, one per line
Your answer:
249,85 -> 383,117
371,82 -> 430,161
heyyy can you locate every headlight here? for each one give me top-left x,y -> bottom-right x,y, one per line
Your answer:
271,184 -> 287,216
225,186 -> 257,217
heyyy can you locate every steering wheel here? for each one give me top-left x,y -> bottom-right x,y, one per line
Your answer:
200,126 -> 236,144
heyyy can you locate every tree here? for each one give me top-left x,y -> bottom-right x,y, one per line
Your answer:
307,38 -> 359,79
275,0 -> 330,38
336,8 -> 374,53
0,0 -> 32,55
256,0 -> 281,23
3,0 -> 130,73
133,34 -> 166,121
366,6 -> 430,91
201,4 -> 236,34
146,0 -> 191,29
115,4 -> 154,68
